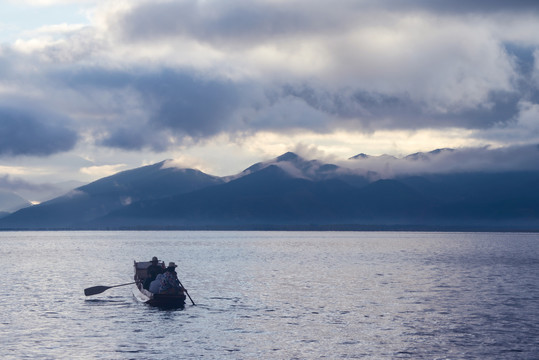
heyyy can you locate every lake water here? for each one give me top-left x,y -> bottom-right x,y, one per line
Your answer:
0,231 -> 538,359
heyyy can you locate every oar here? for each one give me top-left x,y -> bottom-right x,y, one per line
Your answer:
177,278 -> 196,306
84,282 -> 136,296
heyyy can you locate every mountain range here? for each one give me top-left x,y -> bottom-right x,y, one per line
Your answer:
1,151 -> 538,231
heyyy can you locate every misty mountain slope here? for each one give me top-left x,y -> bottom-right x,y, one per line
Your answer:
353,179 -> 436,219
75,161 -> 223,199
395,171 -> 539,225
95,165 -> 344,225
0,190 -> 32,213
1,152 -> 539,230
94,166 -> 436,227
434,175 -> 539,221
398,171 -> 539,206
235,151 -> 371,187
97,165 -> 539,229
95,165 -> 342,225
0,161 -> 223,229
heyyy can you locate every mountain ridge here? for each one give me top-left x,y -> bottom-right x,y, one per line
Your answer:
1,151 -> 538,230
0,161 -> 223,229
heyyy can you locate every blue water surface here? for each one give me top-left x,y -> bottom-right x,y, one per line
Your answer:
0,231 -> 538,359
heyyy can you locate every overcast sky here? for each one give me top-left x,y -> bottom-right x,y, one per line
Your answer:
1,0 -> 539,201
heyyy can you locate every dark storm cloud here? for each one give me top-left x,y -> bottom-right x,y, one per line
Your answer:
53,66 -> 246,149
1,0 -> 538,159
49,60 -> 535,150
98,0 -> 538,134
281,85 -> 522,131
504,44 -> 539,104
99,127 -> 159,151
389,0 -> 539,14
113,0 -> 342,46
504,44 -> 536,77
112,0 -> 539,46
137,70 -> 242,137
0,107 -> 78,156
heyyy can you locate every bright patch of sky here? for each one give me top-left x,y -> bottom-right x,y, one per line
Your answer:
0,1 -> 91,43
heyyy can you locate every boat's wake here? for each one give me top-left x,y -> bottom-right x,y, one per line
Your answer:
84,298 -> 129,306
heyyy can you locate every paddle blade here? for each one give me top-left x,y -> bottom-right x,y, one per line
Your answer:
84,285 -> 110,296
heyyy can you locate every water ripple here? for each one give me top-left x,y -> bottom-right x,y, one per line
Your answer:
0,231 -> 538,359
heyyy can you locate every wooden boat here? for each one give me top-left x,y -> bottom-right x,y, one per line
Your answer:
132,260 -> 186,308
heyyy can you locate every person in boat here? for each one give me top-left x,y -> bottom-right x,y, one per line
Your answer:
144,256 -> 164,290
149,273 -> 164,294
159,262 -> 184,295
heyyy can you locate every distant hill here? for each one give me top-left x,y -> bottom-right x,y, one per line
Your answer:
93,156 -> 374,227
0,161 -> 222,229
1,152 -> 538,231
398,172 -> 539,223
231,151 -> 371,187
0,190 -> 31,213
95,163 -> 539,230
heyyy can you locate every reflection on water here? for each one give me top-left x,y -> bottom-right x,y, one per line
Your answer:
84,298 -> 130,305
0,231 -> 538,359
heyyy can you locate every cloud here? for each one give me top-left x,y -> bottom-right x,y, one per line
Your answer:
389,0 -> 539,14
0,173 -> 75,203
110,0 -> 342,47
0,174 -> 55,192
345,144 -> 539,176
101,0 -> 533,128
99,126 -> 170,152
0,106 -> 78,156
1,0 -> 539,160
138,70 -> 243,137
10,0 -> 95,5
53,67 -> 252,149
477,101 -> 539,143
111,0 -> 539,47
80,163 -> 127,178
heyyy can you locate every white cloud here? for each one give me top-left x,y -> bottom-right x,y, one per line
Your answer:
99,1 -> 518,107
345,144 -> 539,177
80,164 -> 127,178
8,0 -> 96,6
0,165 -> 36,176
321,15 -> 516,111
1,0 -> 539,186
